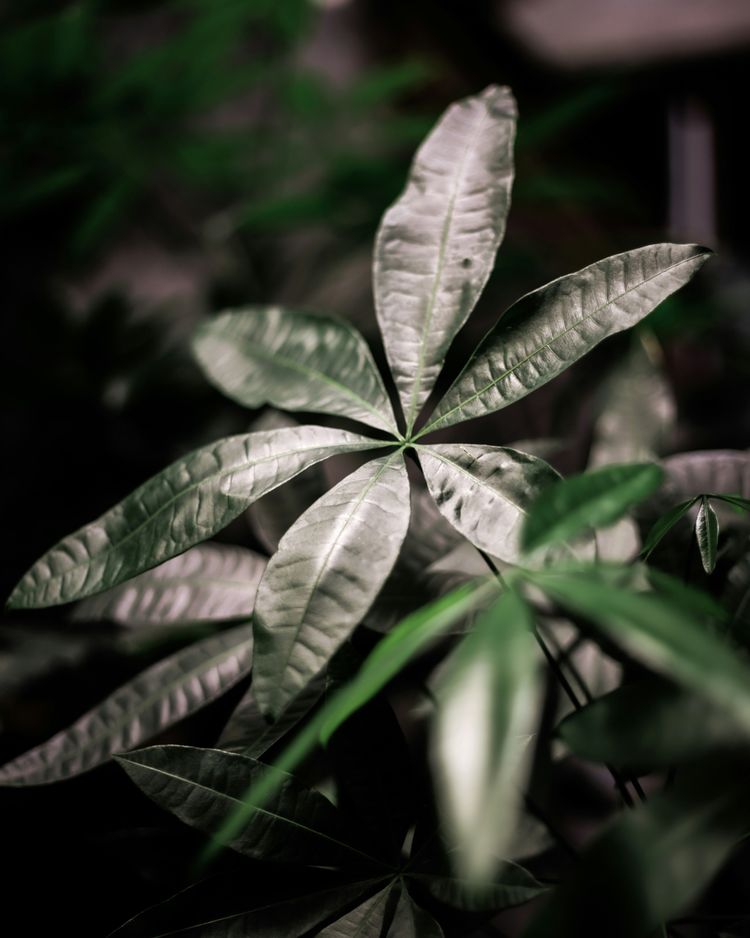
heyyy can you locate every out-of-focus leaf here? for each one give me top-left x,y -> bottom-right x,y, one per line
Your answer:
524,771 -> 750,938
432,589 -> 543,883
640,497 -> 698,559
387,884 -> 445,938
521,464 -> 663,554
192,307 -> 398,434
423,244 -> 711,434
725,552 -> 750,638
413,863 -> 546,911
374,85 -> 516,432
72,543 -> 265,626
696,496 -> 720,574
419,444 -> 559,562
0,624 -> 253,785
317,883 -> 395,938
253,451 -> 410,719
662,450 -> 750,501
8,427 -> 382,609
559,682 -> 750,767
713,494 -> 750,513
116,745 -> 383,869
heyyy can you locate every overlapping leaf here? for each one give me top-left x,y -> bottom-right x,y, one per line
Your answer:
8,426 -> 382,609
317,883 -> 395,938
374,85 -> 517,431
192,306 -> 398,433
387,885 -> 445,938
0,624 -> 253,785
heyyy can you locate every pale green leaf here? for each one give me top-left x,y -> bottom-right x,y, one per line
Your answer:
374,85 -> 517,432
0,624 -> 253,785
431,588 -> 543,883
521,463 -> 664,554
317,883 -> 395,938
192,306 -> 398,434
696,496 -> 720,574
418,443 -> 560,562
8,426 -> 381,610
423,244 -> 711,434
253,451 -> 411,719
71,543 -> 265,625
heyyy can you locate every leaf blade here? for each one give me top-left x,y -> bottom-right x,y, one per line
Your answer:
696,496 -> 720,574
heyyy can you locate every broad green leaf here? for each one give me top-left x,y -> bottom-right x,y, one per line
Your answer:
387,884 -> 445,938
317,883 -> 395,938
521,463 -> 664,554
253,451 -> 411,719
696,496 -> 720,573
373,85 -> 517,432
0,624 -> 253,785
431,589 -> 543,883
116,745 -> 383,868
412,863 -> 546,911
559,682 -> 750,767
192,306 -> 398,434
640,497 -> 697,559
524,770 -> 750,938
8,426 -> 383,610
529,569 -> 750,734
71,543 -> 265,625
422,244 -> 710,434
419,444 -> 560,562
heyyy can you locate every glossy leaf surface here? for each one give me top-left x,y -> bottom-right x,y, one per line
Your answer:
72,543 -> 265,625
0,624 -> 253,785
424,244 -> 710,433
521,463 -> 663,554
193,306 -> 397,433
254,451 -> 410,718
374,85 -> 516,431
432,589 -> 542,882
419,444 -> 560,562
696,496 -> 720,574
9,426 -> 381,609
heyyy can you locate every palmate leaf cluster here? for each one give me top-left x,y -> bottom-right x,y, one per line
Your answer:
7,85 -> 750,937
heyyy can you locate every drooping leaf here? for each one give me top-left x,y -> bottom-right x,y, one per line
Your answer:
386,884 -> 445,938
524,769 -> 750,938
412,863 -> 546,912
431,588 -> 543,883
253,451 -> 411,719
422,244 -> 711,434
8,426 -> 382,609
529,569 -> 750,734
558,681 -> 750,767
696,496 -> 720,574
317,883 -> 396,938
640,497 -> 698,559
192,306 -> 398,434
0,624 -> 253,785
71,543 -> 265,625
373,84 -> 517,432
521,463 -> 663,554
116,745 -> 383,868
419,444 -> 560,562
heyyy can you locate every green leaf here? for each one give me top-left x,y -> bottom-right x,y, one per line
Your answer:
192,307 -> 398,434
387,884 -> 445,938
696,496 -> 720,574
412,864 -> 546,911
253,451 -> 411,719
422,244 -> 711,434
8,426 -> 381,610
640,497 -> 698,559
529,569 -> 750,734
431,589 -> 543,883
521,463 -> 664,554
419,444 -> 560,562
0,624 -> 253,785
373,85 -> 517,432
317,883 -> 395,938
559,681 -> 750,767
524,770 -> 750,938
71,543 -> 265,625
712,493 -> 750,513
116,745 -> 383,868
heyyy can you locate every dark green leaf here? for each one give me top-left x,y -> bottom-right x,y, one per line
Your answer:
387,884 -> 445,938
412,863 -> 546,911
640,497 -> 698,559
317,883 -> 396,937
696,496 -> 720,574
0,624 -> 253,785
712,494 -> 750,513
423,244 -> 711,434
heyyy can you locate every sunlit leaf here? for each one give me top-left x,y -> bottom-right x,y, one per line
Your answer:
696,496 -> 720,574
423,244 -> 710,434
419,444 -> 559,562
431,588 -> 543,883
192,306 -> 398,434
0,624 -> 253,785
374,85 -> 516,432
8,426 -> 382,609
253,451 -> 411,719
